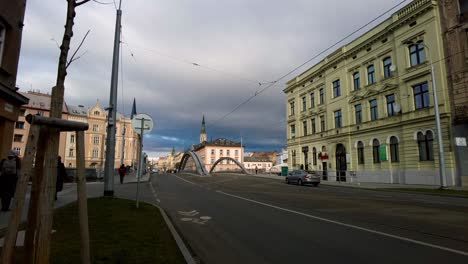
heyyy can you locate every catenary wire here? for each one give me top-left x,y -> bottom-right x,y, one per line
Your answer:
206,0 -> 410,128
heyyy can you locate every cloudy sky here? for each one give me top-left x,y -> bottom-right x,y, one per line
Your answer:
17,0 -> 411,157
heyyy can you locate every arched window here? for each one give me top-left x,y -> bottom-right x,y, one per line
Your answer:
390,136 -> 399,162
313,147 -> 317,166
418,131 -> 434,161
357,141 -> 364,164
372,139 -> 380,163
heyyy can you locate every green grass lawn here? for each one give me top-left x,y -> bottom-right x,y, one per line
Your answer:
1,197 -> 185,264
382,188 -> 468,198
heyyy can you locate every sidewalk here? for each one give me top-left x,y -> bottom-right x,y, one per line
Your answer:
117,171 -> 151,184
250,173 -> 468,191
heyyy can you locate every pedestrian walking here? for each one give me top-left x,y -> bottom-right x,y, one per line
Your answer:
118,164 -> 127,184
0,150 -> 20,211
56,156 -> 66,200
255,166 -> 258,174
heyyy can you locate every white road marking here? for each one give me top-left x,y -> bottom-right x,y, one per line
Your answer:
175,175 -> 199,186
200,216 -> 211,220
216,190 -> 468,257
156,199 -> 161,203
178,210 -> 199,217
180,218 -> 193,222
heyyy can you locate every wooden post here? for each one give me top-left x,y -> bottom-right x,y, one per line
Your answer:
32,126 -> 59,263
1,125 -> 41,263
76,131 -> 90,263
24,126 -> 48,263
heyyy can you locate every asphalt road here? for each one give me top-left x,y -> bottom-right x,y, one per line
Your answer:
153,173 -> 468,264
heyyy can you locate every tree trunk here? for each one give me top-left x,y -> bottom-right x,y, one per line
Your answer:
33,1 -> 76,262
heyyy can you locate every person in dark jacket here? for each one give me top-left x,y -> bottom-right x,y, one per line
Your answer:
0,150 -> 20,211
118,164 -> 126,184
56,156 -> 66,200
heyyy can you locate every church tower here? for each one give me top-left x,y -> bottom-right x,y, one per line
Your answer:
200,115 -> 207,143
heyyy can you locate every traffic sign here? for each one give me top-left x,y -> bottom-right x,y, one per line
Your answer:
131,113 -> 154,135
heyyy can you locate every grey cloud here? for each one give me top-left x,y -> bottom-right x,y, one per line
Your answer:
17,0 -> 410,155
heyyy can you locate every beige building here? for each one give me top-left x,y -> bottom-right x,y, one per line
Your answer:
244,157 -> 273,173
285,0 -> 463,186
192,117 -> 244,172
11,91 -> 139,169
11,91 -> 68,158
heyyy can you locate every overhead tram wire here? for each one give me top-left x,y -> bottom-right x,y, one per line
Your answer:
119,41 -> 271,86
206,0 -> 410,128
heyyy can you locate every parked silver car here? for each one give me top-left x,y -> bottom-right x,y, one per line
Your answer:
285,170 -> 320,186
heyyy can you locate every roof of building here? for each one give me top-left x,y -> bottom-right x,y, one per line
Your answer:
21,91 -> 69,113
67,105 -> 88,116
244,157 -> 272,163
193,138 -> 241,151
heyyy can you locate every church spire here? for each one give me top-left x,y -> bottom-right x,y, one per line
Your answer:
200,115 -> 207,143
130,98 -> 137,119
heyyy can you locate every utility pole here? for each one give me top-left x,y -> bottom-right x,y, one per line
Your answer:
104,0 -> 123,196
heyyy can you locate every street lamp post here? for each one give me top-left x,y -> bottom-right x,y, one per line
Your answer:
406,40 -> 447,188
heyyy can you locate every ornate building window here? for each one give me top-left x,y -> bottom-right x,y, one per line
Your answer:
390,136 -> 399,162
310,93 -> 315,108
386,94 -> 396,116
383,57 -> 392,78
333,79 -> 341,98
313,147 -> 317,166
303,121 -> 308,136
290,101 -> 295,115
367,65 -> 375,85
370,99 -> 378,121
92,148 -> 99,158
353,72 -> 360,91
334,110 -> 342,128
372,139 -> 380,164
409,43 -> 425,66
357,141 -> 365,164
355,104 -> 362,124
417,131 -> 434,161
413,82 -> 430,109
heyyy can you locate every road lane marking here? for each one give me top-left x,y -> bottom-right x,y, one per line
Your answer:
175,175 -> 199,186
178,210 -> 199,217
216,190 -> 468,257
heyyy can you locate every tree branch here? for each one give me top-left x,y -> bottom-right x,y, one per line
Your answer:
76,0 -> 92,7
66,29 -> 90,69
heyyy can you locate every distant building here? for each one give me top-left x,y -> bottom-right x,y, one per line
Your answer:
0,0 -> 29,158
251,151 -> 278,165
284,0 -> 463,185
11,91 -> 69,158
276,149 -> 288,165
191,116 -> 244,172
243,157 -> 272,173
11,91 -> 139,169
63,101 -> 139,169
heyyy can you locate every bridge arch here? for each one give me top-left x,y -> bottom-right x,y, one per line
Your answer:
178,151 -> 210,176
209,157 -> 249,174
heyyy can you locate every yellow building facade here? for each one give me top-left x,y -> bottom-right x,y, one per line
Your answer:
284,0 -> 461,186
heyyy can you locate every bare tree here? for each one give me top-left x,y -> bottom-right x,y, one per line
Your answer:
30,0 -> 92,262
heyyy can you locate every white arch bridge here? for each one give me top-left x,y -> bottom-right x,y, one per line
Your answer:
177,150 -> 249,176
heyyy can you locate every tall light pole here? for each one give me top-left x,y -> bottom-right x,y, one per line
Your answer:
104,0 -> 123,196
406,40 -> 447,188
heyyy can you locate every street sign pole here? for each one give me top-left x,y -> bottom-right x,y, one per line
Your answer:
136,117 -> 144,208
131,113 -> 154,209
